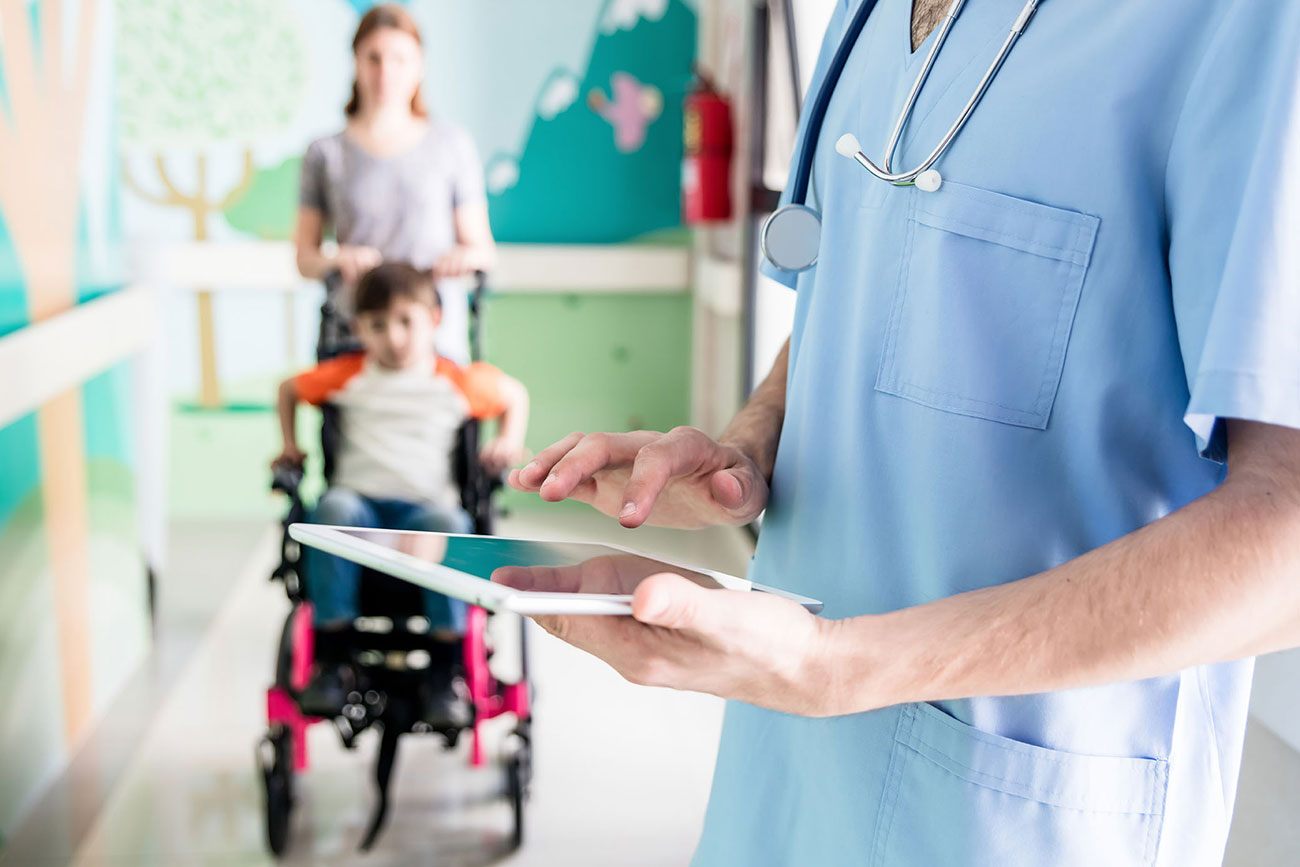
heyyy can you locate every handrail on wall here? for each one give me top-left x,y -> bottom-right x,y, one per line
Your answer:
0,285 -> 158,429
130,241 -> 692,294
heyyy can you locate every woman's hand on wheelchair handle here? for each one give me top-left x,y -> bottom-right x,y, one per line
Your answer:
507,427 -> 769,530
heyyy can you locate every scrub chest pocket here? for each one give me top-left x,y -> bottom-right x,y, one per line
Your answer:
876,182 -> 1100,429
870,703 -> 1168,867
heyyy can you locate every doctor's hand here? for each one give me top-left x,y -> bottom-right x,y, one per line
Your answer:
507,428 -> 769,530
494,564 -> 836,716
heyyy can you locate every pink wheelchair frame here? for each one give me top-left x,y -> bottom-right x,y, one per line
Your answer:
259,564 -> 533,856
265,603 -> 530,773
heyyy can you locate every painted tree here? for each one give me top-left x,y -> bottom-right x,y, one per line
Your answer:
0,0 -> 102,744
117,0 -> 305,407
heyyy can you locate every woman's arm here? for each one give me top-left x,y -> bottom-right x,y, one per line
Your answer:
434,202 -> 498,278
294,207 -> 335,280
293,206 -> 382,283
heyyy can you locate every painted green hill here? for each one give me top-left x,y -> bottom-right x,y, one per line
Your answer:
223,156 -> 301,240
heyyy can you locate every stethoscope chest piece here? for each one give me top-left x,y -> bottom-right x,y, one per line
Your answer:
761,204 -> 822,273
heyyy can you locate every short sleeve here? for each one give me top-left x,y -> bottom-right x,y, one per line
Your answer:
1166,2 -> 1300,462
299,139 -> 329,214
293,354 -> 364,406
440,359 -> 510,419
759,0 -> 850,290
448,127 -> 487,209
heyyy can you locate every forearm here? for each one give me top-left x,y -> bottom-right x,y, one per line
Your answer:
277,381 -> 301,452
819,470 -> 1300,716
718,338 -> 789,481
296,246 -> 336,281
459,241 -> 497,272
497,381 -> 529,446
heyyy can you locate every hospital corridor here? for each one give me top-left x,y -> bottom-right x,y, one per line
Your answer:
4,0 -> 1300,865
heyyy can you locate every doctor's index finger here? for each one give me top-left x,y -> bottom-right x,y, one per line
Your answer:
512,431 -> 586,491
618,428 -> 717,526
539,432 -> 653,501
618,446 -> 685,526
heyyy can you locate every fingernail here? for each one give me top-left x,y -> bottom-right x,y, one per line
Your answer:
543,473 -> 558,488
619,502 -> 637,518
523,461 -> 539,476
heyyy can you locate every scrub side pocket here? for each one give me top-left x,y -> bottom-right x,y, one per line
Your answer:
870,702 -> 1168,867
876,182 -> 1099,429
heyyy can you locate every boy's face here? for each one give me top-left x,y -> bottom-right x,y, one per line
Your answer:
355,297 -> 440,369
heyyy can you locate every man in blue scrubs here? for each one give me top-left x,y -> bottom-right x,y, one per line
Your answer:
510,0 -> 1300,863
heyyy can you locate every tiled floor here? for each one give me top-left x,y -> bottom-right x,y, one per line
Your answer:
4,506 -> 1299,865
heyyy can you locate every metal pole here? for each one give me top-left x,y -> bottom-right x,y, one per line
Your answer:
740,0 -> 772,401
780,0 -> 803,116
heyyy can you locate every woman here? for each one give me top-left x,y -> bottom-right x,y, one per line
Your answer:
295,4 -> 496,362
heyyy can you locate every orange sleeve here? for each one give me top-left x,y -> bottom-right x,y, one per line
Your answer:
293,353 -> 364,406
439,358 -> 511,419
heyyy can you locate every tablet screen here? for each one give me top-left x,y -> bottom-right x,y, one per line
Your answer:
325,529 -> 742,595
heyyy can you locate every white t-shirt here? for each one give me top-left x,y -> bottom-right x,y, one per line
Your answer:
294,353 -> 507,508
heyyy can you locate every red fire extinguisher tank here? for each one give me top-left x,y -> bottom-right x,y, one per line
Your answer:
683,82 -> 734,224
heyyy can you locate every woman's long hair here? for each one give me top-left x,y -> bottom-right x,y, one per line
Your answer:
345,4 -> 428,118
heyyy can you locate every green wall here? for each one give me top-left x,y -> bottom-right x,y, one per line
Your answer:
484,292 -> 692,441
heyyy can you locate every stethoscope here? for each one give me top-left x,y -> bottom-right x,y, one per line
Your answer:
761,0 -> 1042,273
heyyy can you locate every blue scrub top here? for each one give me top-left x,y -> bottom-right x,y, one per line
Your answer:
695,1 -> 1300,865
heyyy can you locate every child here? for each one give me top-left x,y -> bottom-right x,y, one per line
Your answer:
273,262 -> 528,724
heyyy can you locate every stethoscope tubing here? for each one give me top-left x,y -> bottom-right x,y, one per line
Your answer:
793,0 -> 1039,195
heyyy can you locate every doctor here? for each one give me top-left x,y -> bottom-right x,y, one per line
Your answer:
511,0 -> 1300,863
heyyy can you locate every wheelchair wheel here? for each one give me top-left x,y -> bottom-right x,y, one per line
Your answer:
274,610 -> 295,690
506,751 -> 525,850
259,727 -> 295,855
505,727 -> 531,850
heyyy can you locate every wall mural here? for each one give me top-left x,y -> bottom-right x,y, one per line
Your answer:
116,0 -> 697,407
486,0 -> 695,243
129,0 -> 696,246
117,0 -> 308,407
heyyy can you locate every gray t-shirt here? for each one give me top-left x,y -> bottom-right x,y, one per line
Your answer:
300,122 -> 486,362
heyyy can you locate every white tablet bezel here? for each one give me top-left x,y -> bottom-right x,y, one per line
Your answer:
287,524 -> 823,616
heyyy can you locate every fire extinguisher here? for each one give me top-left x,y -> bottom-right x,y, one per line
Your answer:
683,72 -> 733,224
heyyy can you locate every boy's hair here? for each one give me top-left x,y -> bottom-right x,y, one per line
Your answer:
353,262 -> 441,315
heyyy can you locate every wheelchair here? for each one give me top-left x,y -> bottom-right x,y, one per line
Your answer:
257,274 -> 532,856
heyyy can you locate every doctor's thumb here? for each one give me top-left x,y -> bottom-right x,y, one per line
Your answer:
632,573 -> 708,630
710,469 -> 749,511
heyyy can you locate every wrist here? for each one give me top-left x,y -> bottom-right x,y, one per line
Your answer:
719,406 -> 782,481
803,614 -> 904,717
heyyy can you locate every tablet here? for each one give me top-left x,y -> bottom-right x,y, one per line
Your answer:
288,524 -> 824,616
